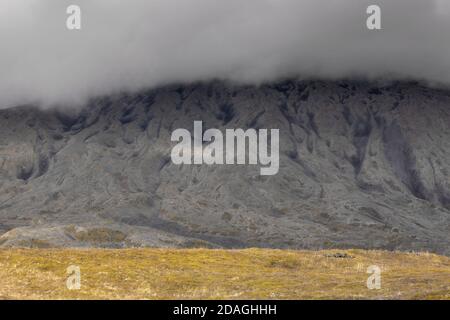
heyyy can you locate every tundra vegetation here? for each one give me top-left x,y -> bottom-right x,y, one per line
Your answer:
0,248 -> 448,299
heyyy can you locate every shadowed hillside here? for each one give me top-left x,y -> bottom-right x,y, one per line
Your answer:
0,80 -> 449,254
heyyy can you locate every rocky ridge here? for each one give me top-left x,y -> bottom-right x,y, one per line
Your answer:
0,80 -> 449,254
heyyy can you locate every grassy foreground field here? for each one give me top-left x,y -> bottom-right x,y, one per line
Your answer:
0,248 -> 448,299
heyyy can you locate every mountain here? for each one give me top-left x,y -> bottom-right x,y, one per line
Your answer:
0,80 -> 449,254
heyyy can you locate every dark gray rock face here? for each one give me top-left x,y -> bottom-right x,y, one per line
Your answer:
0,80 -> 449,254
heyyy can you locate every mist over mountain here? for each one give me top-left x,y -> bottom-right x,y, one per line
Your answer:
0,80 -> 449,254
2,0 -> 450,108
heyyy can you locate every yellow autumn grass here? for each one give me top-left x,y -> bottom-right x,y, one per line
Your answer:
0,248 -> 448,299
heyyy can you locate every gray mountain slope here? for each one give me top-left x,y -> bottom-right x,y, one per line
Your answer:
0,80 -> 449,254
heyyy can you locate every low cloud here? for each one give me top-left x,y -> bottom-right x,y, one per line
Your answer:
1,0 -> 450,108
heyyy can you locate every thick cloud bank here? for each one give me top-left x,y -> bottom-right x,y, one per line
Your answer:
1,0 -> 450,108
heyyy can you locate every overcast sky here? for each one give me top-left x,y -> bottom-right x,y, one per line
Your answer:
1,0 -> 450,108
